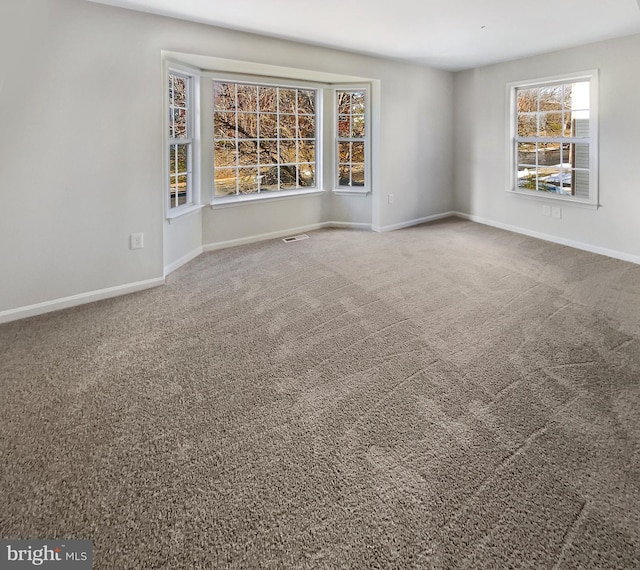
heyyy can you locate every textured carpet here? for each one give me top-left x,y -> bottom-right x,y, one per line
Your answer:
1,218 -> 640,569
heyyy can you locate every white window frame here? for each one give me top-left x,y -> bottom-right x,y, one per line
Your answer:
209,72 -> 324,205
507,70 -> 598,207
334,85 -> 371,195
165,65 -> 201,219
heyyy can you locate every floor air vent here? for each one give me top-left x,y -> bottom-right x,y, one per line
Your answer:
282,234 -> 309,243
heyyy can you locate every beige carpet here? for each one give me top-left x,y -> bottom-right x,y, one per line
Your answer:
2,218 -> 640,569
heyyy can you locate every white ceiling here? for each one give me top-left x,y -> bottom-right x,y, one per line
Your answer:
88,0 -> 640,70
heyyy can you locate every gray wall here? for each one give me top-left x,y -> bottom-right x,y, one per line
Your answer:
0,0 -> 454,317
3,0 -> 637,321
453,33 -> 640,260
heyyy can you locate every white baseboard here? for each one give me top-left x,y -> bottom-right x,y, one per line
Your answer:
326,221 -> 372,230
14,210 -> 634,326
452,211 -> 640,265
377,211 -> 457,233
202,221 -> 371,251
203,223 -> 327,252
0,277 -> 165,325
164,246 -> 203,276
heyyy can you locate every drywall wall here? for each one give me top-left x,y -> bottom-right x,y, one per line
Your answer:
0,0 -> 165,317
0,0 -> 453,320
453,33 -> 640,260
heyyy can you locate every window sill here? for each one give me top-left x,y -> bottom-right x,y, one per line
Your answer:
333,188 -> 370,196
166,204 -> 205,222
508,188 -> 599,209
210,188 -> 325,209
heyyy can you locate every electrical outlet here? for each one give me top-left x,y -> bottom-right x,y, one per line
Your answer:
130,232 -> 144,249
388,193 -> 394,205
551,206 -> 562,219
542,205 -> 551,216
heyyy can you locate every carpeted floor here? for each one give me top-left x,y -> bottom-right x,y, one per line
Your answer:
1,218 -> 639,569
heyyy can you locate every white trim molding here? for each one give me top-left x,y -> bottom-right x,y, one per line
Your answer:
0,277 -> 165,325
203,221 -> 372,251
453,212 -> 640,265
374,211 -> 457,233
164,246 -> 204,276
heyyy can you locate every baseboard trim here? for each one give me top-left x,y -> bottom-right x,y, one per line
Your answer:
17,210 -> 635,325
203,223 -> 327,252
377,211 -> 457,233
0,277 -> 165,325
452,211 -> 640,265
202,221 -> 371,251
164,246 -> 203,276
326,221 -> 372,230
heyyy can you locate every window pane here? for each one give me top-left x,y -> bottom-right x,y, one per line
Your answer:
337,92 -> 351,115
352,142 -> 364,163
214,82 -> 236,110
169,146 -> 177,176
214,140 -> 237,168
237,113 -> 257,138
279,140 -> 296,163
351,164 -> 365,186
298,90 -> 315,114
540,167 -> 562,193
278,114 -> 297,138
298,140 -> 315,163
169,145 -> 188,180
259,166 -> 279,191
566,81 -> 589,111
537,142 -> 561,168
214,168 -> 237,196
238,167 -> 259,193
539,86 -> 563,111
238,140 -> 258,166
173,108 -> 187,138
338,115 -> 351,138
298,164 -> 315,187
169,176 -> 178,208
517,142 -> 536,166
517,88 -> 538,113
539,112 -> 563,137
298,115 -> 315,138
214,112 -> 236,139
279,165 -> 297,189
338,142 -> 351,163
544,169 -> 572,195
177,174 -> 188,205
237,84 -> 257,109
517,166 -> 536,190
352,114 -> 365,137
259,140 -> 277,164
171,75 -> 187,108
517,114 -> 537,137
338,164 -> 351,186
258,113 -> 277,138
351,91 -> 365,113
259,86 -> 277,111
279,88 -> 296,113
